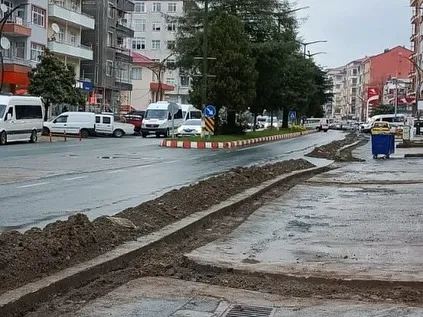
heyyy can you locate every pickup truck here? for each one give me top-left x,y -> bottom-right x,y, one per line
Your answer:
95,114 -> 135,137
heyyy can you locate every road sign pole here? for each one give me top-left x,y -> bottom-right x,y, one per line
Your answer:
171,114 -> 175,139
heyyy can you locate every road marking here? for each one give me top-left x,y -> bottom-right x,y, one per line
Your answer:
17,182 -> 48,189
64,176 -> 88,181
107,170 -> 123,174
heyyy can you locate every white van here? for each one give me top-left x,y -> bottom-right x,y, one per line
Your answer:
141,101 -> 184,138
43,112 -> 95,138
361,114 -> 406,133
181,104 -> 202,121
319,118 -> 329,132
0,95 -> 44,145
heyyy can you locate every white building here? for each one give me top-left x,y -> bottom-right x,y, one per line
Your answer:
47,0 -> 95,80
131,0 -> 190,106
327,66 -> 346,118
342,58 -> 365,119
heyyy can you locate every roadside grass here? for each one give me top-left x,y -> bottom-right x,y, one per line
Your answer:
170,127 -> 308,142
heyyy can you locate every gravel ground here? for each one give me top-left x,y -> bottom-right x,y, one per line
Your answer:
0,159 -> 314,296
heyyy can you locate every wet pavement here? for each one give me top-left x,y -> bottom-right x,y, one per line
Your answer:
0,131 -> 343,232
68,277 -> 423,317
186,143 -> 423,282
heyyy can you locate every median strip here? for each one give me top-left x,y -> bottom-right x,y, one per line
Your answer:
161,129 -> 318,149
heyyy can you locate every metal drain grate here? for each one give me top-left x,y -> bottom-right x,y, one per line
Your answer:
224,305 -> 275,317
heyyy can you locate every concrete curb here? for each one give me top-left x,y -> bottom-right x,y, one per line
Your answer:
161,129 -> 318,149
0,163 -> 332,317
404,153 -> 423,158
336,140 -> 362,156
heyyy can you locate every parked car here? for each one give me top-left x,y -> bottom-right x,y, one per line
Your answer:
177,119 -> 202,137
123,110 -> 145,134
0,96 -> 44,145
95,114 -> 135,138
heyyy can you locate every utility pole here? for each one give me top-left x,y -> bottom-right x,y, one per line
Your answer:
202,0 -> 209,110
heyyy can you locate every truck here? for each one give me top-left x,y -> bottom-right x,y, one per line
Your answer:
95,113 -> 135,137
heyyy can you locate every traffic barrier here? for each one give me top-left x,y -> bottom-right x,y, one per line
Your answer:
63,130 -> 67,142
79,130 -> 82,142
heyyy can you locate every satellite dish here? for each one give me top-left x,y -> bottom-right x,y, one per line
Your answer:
51,23 -> 60,34
1,37 -> 10,50
0,4 -> 7,13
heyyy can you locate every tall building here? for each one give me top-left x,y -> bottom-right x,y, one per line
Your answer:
327,66 -> 346,118
47,0 -> 95,80
1,0 -> 48,94
342,58 -> 365,120
410,0 -> 422,101
81,0 -> 135,112
131,0 -> 190,106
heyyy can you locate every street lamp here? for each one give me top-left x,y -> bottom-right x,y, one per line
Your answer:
300,40 -> 328,57
0,3 -> 28,93
306,51 -> 327,58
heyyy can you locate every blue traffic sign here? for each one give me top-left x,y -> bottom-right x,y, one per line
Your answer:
289,111 -> 297,121
204,105 -> 216,118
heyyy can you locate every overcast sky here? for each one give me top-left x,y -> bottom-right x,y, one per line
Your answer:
292,0 -> 411,68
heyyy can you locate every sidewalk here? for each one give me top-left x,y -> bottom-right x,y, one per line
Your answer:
70,277 -> 423,317
186,147 -> 423,282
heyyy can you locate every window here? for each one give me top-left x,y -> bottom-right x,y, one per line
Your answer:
132,67 -> 142,80
335,84 -> 341,89
167,22 -> 176,32
167,40 -> 175,50
166,77 -> 175,85
180,76 -> 190,87
106,60 -> 113,76
96,116 -> 100,123
132,37 -> 146,50
134,2 -> 145,13
107,3 -> 115,18
32,6 -> 45,27
152,2 -> 161,12
168,2 -> 177,12
167,59 -> 175,69
134,19 -> 146,32
102,116 -> 111,124
70,32 -> 77,45
152,22 -> 161,31
54,115 -> 68,123
15,105 -> 42,120
31,43 -> 44,61
15,42 -> 25,58
107,32 -> 113,46
152,40 -> 160,50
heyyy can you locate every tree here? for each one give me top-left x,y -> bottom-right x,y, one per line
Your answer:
29,49 -> 86,120
371,104 -> 394,116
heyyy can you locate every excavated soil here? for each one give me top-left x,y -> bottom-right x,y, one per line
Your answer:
306,132 -> 368,162
0,158 -> 314,296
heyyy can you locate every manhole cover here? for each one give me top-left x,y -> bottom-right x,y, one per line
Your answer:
223,305 -> 275,317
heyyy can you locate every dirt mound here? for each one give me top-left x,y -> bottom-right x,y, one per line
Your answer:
306,132 -> 367,162
0,158 -> 314,296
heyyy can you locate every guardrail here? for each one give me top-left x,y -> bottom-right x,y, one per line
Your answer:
48,130 -> 83,142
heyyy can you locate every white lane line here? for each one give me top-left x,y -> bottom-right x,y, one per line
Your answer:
63,176 -> 88,181
17,182 -> 48,189
107,170 -> 123,174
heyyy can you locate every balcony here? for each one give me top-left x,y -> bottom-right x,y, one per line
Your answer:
48,40 -> 93,60
117,0 -> 135,12
2,17 -> 31,37
116,19 -> 134,37
48,2 -> 95,30
411,0 -> 417,6
412,13 -> 418,23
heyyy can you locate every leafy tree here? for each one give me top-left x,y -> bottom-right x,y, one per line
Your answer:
29,49 -> 86,120
371,104 -> 394,116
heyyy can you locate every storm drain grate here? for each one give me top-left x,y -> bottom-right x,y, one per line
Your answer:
223,305 -> 275,317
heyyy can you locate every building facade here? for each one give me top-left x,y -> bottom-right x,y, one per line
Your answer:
1,0 -> 48,94
131,0 -> 190,105
81,0 -> 135,112
410,0 -> 422,100
326,66 -> 346,118
47,0 -> 95,80
342,58 -> 365,120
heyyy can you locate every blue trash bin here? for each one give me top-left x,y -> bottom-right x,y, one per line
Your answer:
371,134 -> 395,159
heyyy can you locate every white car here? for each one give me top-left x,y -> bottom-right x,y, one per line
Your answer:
177,119 -> 202,136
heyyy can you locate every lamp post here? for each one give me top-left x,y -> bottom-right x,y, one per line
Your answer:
0,3 -> 28,93
306,51 -> 327,58
300,40 -> 328,57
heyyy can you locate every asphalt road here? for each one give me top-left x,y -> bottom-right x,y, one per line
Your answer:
0,131 -> 343,232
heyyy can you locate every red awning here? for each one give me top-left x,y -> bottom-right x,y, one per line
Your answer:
150,82 -> 175,92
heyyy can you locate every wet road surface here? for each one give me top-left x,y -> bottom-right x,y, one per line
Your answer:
69,277 -> 423,317
0,131 -> 343,232
187,144 -> 423,282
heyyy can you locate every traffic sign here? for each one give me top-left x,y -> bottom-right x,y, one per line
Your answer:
289,111 -> 296,122
204,105 -> 216,118
168,102 -> 179,116
204,117 -> 215,133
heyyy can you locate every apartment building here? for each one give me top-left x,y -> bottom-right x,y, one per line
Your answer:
0,0 -> 48,94
326,66 -> 346,118
410,0 -> 422,100
131,0 -> 190,106
80,0 -> 135,112
342,58 -> 364,120
47,0 -> 95,80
